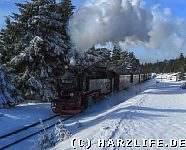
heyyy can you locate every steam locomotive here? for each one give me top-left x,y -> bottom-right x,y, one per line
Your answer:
51,66 -> 150,115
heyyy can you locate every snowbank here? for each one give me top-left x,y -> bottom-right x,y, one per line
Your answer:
52,75 -> 186,150
0,103 -> 54,135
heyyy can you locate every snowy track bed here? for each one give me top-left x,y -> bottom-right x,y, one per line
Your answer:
52,77 -> 186,150
0,103 -> 63,149
0,115 -> 61,149
0,103 -> 55,135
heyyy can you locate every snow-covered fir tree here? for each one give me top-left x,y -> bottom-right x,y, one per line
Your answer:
58,0 -> 75,27
76,47 -> 112,67
0,17 -> 20,64
37,132 -> 55,150
37,120 -> 55,150
127,52 -> 141,73
0,64 -> 22,108
37,119 -> 71,149
111,45 -> 141,74
74,45 -> 141,74
0,18 -> 22,108
0,65 -> 14,108
111,45 -> 122,72
54,120 -> 72,142
5,0 -> 74,101
112,44 -> 122,62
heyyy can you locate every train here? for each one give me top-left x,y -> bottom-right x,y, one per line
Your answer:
51,66 -> 151,115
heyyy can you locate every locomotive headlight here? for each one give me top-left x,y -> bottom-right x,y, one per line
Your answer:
64,65 -> 69,70
70,93 -> 74,97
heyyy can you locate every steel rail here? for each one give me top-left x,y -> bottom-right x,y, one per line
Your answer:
0,115 -> 74,150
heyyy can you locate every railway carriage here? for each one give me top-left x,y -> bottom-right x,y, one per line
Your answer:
119,74 -> 132,90
51,66 -> 150,115
140,74 -> 144,83
132,74 -> 140,85
51,67 -> 117,115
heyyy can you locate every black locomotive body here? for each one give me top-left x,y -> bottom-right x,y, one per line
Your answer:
51,66 -> 150,115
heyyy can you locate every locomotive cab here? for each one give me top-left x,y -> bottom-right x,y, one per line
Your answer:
51,90 -> 82,115
51,69 -> 83,115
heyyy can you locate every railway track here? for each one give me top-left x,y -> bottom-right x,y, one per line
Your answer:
0,115 -> 74,150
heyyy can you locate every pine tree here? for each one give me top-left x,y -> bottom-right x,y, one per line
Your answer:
0,16 -> 20,64
142,53 -> 186,75
54,120 -> 72,142
127,52 -> 141,73
112,44 -> 121,62
111,45 -> 141,74
0,65 -> 20,108
111,45 -> 122,72
58,0 -> 75,27
6,0 -> 74,101
58,0 -> 75,64
37,120 -> 55,150
0,18 -> 22,108
78,47 -> 111,68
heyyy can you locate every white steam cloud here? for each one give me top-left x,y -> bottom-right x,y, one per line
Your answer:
70,0 -> 152,50
69,0 -> 186,60
146,5 -> 185,50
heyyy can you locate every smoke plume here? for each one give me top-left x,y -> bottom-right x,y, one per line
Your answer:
145,5 -> 185,57
69,0 -> 186,59
70,0 -> 152,50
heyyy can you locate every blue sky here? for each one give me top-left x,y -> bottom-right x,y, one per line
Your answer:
146,0 -> 186,19
0,0 -> 86,27
0,0 -> 185,62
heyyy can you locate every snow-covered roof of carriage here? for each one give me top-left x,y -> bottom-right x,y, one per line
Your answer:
169,72 -> 181,76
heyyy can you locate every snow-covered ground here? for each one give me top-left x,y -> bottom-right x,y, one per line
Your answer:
0,103 -> 55,136
0,103 -> 65,150
52,75 -> 186,150
1,74 -> 186,150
